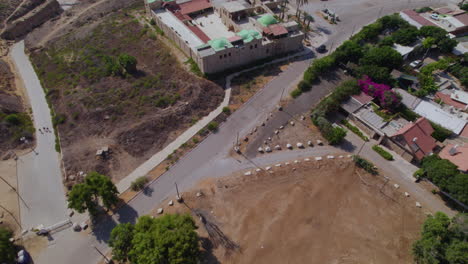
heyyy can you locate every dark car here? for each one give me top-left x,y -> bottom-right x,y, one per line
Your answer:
17,249 -> 31,264
316,44 -> 327,53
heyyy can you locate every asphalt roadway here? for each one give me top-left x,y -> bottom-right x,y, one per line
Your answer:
33,0 -> 457,263
11,41 -> 69,232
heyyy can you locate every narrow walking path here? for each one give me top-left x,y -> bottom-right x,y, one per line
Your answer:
11,41 -> 68,230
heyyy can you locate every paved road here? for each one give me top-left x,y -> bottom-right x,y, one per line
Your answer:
34,0 -> 457,263
11,41 -> 68,231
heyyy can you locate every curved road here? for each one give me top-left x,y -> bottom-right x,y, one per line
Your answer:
34,0 -> 455,263
11,41 -> 68,231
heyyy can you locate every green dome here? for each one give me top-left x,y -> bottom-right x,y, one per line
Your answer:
211,38 -> 228,49
236,29 -> 262,43
257,14 -> 278,27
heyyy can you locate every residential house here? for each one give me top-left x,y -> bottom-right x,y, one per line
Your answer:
390,117 -> 437,162
439,144 -> 468,173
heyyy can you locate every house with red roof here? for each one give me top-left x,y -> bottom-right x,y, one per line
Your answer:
390,117 -> 437,162
439,144 -> 468,173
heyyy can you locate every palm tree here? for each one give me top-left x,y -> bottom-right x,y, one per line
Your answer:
295,0 -> 309,17
302,12 -> 314,28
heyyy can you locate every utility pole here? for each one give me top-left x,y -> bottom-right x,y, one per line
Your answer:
0,175 -> 29,209
175,182 -> 183,202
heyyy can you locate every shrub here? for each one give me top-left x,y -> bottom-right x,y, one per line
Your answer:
150,18 -> 156,25
353,155 -> 378,175
325,126 -> 347,145
130,176 -> 148,191
118,53 -> 137,74
0,227 -> 15,264
297,80 -> 311,92
207,121 -> 218,131
222,106 -> 231,115
372,145 -> 393,160
341,119 -> 368,141
4,114 -> 20,125
415,7 -> 432,13
413,168 -> 424,179
430,122 -> 452,142
290,89 -> 302,98
185,58 -> 202,77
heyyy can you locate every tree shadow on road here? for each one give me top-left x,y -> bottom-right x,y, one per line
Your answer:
200,237 -> 222,264
90,203 -> 139,243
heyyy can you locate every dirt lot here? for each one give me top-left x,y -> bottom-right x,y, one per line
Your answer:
29,9 -> 224,186
229,61 -> 290,110
159,158 -> 426,264
0,160 -> 21,235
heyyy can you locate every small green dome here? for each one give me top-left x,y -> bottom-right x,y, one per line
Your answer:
257,14 -> 278,27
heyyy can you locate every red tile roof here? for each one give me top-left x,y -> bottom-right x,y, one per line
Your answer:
393,117 -> 436,160
269,24 -> 288,36
179,0 -> 212,15
435,92 -> 467,110
439,144 -> 468,172
402,9 -> 437,27
460,124 -> 468,139
187,24 -> 210,43
352,92 -> 373,105
228,35 -> 242,42
454,13 -> 468,26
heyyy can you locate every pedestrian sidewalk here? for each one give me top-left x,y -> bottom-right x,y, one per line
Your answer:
116,47 -> 313,193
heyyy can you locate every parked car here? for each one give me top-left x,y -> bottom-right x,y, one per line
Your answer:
17,249 -> 31,264
430,13 -> 439,20
316,44 -> 327,53
410,60 -> 422,68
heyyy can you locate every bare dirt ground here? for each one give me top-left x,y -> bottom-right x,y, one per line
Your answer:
0,0 -> 22,29
29,8 -> 224,186
0,58 -> 34,158
158,158 -> 426,264
0,160 -> 21,235
229,62 -> 290,111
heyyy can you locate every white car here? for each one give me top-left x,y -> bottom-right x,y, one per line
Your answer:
430,13 -> 439,20
410,60 -> 422,68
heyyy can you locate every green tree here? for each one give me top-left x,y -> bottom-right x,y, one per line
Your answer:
67,183 -> 97,215
445,174 -> 468,205
128,214 -> 200,264
0,227 -> 15,264
334,40 -> 363,63
326,127 -> 347,145
438,38 -> 458,53
392,26 -> 419,46
109,223 -> 134,262
413,212 -> 468,264
5,114 -> 20,125
118,53 -> 138,73
446,240 -> 468,264
67,172 -> 119,216
379,36 -> 395,47
356,65 -> 393,85
419,26 -> 447,40
423,158 -> 458,189
378,14 -> 409,31
360,46 -> 403,70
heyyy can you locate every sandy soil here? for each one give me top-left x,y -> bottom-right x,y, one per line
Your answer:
0,159 -> 21,234
159,158 -> 426,264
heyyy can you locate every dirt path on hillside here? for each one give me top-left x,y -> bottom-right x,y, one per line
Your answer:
158,159 -> 426,264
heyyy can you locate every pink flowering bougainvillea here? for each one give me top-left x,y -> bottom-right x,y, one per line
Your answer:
358,76 -> 402,112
